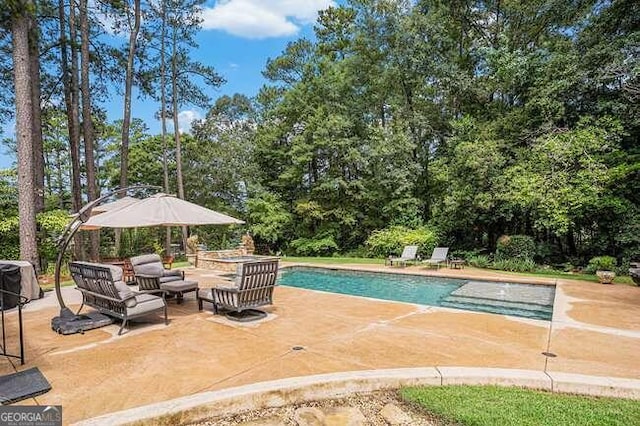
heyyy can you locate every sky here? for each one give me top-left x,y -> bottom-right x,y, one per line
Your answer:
0,0 -> 338,168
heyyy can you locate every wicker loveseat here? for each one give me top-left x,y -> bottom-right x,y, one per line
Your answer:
69,261 -> 168,335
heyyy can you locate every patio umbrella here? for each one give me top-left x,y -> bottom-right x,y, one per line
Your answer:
82,193 -> 244,229
90,196 -> 140,214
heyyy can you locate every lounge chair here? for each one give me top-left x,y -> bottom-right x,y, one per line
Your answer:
197,259 -> 279,317
386,245 -> 419,267
131,254 -> 198,304
422,247 -> 449,268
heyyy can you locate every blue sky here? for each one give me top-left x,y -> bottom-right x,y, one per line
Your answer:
0,0 -> 337,168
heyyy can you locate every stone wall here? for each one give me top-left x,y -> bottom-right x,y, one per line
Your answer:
196,247 -> 247,270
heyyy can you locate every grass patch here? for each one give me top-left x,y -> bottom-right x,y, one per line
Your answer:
499,269 -> 635,285
279,256 -> 386,265
401,385 -> 640,426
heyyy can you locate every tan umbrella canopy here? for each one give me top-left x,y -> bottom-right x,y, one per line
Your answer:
82,193 -> 244,229
90,196 -> 140,214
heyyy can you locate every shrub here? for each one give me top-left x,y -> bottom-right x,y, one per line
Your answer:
495,235 -> 536,261
365,226 -> 437,258
466,254 -> 491,268
289,234 -> 338,256
585,256 -> 617,274
491,258 -> 537,272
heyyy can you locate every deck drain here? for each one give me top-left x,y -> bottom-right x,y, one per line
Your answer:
541,352 -> 557,357
292,346 -> 305,351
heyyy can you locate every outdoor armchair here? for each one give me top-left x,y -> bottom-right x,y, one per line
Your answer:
386,245 -> 419,267
130,253 -> 198,304
422,247 -> 449,269
197,259 -> 279,315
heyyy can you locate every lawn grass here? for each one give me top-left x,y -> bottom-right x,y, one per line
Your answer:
401,385 -> 640,426
498,269 -> 635,285
279,256 -> 386,265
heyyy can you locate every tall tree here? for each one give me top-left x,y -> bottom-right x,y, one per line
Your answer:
119,0 -> 141,192
79,0 -> 99,260
9,0 -> 39,267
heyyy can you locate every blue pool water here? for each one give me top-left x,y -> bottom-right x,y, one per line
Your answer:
278,267 -> 555,321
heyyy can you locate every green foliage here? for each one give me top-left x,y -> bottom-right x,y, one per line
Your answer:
365,226 -> 437,258
401,385 -> 640,426
586,256 -> 618,274
466,255 -> 491,269
491,258 -> 538,273
289,232 -> 338,256
495,235 -> 536,262
246,191 -> 292,245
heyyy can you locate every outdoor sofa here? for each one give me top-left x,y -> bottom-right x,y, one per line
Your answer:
69,261 -> 168,335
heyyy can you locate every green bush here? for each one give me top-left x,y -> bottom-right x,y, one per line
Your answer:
491,258 -> 537,272
585,256 -> 617,273
495,235 -> 536,261
365,226 -> 437,258
289,233 -> 338,256
466,254 -> 491,268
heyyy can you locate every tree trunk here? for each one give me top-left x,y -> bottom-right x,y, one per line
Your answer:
120,0 -> 141,193
160,0 -> 171,254
80,0 -> 99,261
29,12 -> 45,214
12,6 -> 39,268
67,1 -> 86,260
171,26 -> 188,252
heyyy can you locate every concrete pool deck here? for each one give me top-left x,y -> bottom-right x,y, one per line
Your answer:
0,263 -> 638,424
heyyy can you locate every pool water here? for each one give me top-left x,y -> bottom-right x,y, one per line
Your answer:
278,267 -> 555,321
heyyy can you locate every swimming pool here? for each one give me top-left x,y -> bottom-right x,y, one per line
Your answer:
278,267 -> 555,321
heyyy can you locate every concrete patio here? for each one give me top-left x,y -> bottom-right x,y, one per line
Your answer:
0,263 -> 639,424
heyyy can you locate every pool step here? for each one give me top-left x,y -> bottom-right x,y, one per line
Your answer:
440,294 -> 553,320
443,295 -> 553,314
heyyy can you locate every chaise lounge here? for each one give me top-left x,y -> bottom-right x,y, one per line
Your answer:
197,259 -> 279,320
386,245 -> 419,267
131,254 -> 198,304
422,247 -> 449,269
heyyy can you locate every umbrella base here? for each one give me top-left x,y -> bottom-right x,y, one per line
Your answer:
51,308 -> 113,335
224,309 -> 267,322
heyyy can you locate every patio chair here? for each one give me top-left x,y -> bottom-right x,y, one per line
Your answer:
130,253 -> 198,304
422,247 -> 449,269
197,259 -> 279,317
386,245 -> 419,267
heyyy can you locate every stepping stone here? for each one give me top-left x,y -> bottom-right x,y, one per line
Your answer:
238,416 -> 283,426
380,403 -> 413,425
294,406 -> 366,426
294,407 -> 324,426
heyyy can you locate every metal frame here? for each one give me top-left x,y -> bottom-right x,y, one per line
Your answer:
0,287 -> 27,365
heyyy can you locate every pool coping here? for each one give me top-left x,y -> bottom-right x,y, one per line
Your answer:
74,367 -> 640,425
280,263 -> 558,286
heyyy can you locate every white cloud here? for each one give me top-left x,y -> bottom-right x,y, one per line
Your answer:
177,109 -> 202,133
201,0 -> 335,39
